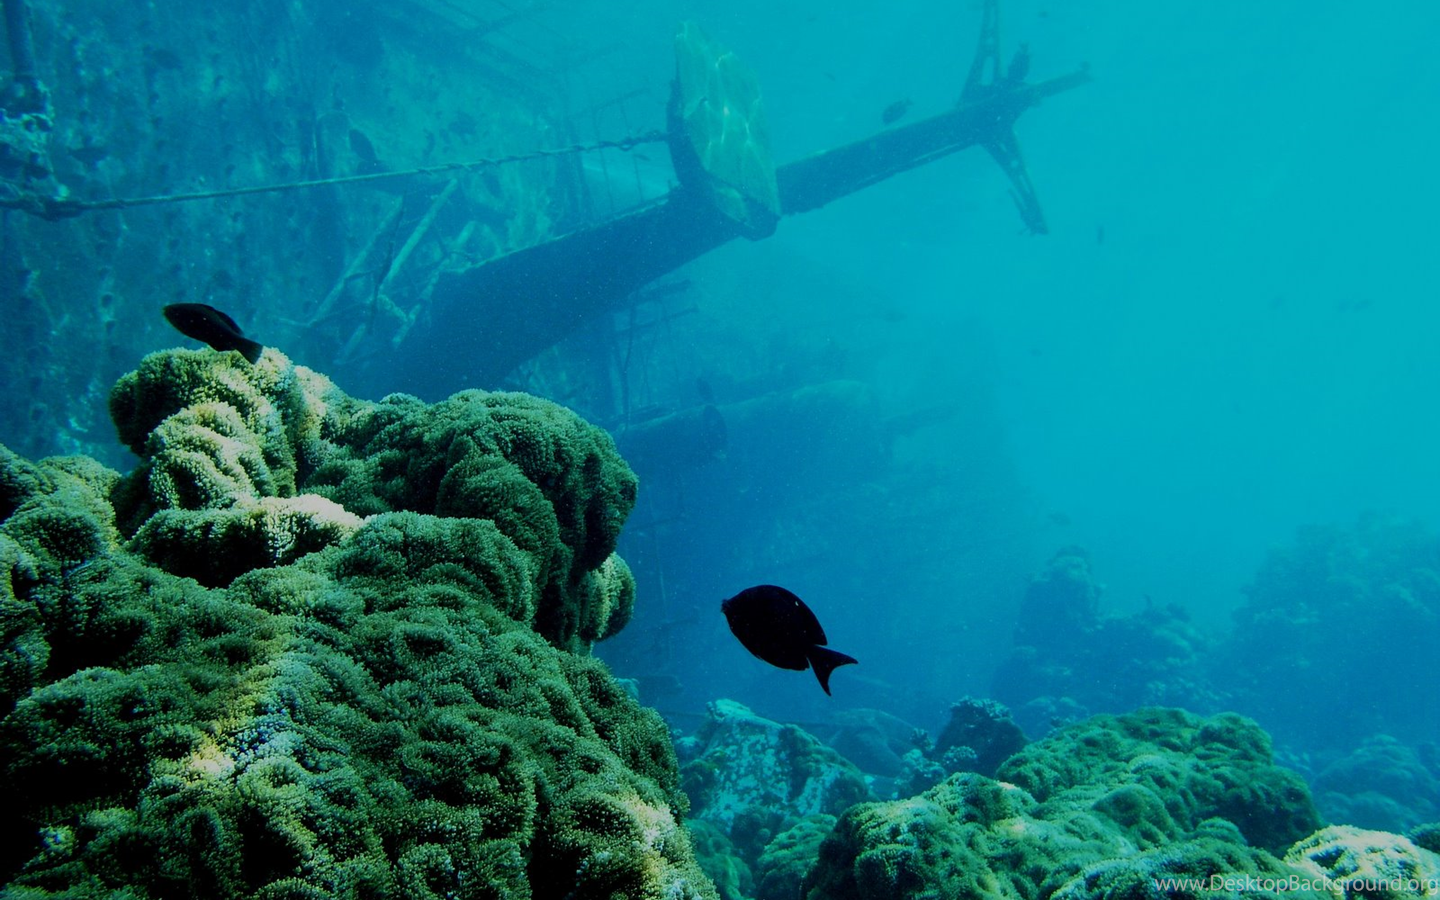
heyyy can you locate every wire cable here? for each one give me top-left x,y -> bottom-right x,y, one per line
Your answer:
0,129 -> 669,220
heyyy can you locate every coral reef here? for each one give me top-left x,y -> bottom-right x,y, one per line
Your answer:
682,699 -> 869,840
802,708 -> 1323,900
891,748 -> 948,800
998,707 -> 1318,853
0,349 -> 713,899
1222,516 -> 1440,751
752,814 -> 835,900
1312,736 -> 1440,835
107,348 -> 637,650
929,696 -> 1027,777
889,697 -> 1026,801
804,771 -> 1112,900
1053,823 -> 1332,900
993,526 -> 1440,843
687,819 -> 752,900
677,700 -> 870,897
992,548 -> 1223,738
680,700 -> 870,843
1410,823 -> 1440,856
1286,826 -> 1440,899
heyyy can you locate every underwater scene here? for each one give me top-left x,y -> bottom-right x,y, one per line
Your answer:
1,0 -> 1438,897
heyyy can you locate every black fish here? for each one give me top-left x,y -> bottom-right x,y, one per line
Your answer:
348,128 -> 385,175
162,303 -> 264,363
721,584 -> 857,695
881,98 -> 912,125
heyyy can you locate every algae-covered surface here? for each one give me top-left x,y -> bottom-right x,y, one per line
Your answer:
5,348 -> 1440,900
0,348 -> 713,899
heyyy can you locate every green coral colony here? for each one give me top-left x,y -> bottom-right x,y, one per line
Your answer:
1,348 -> 705,899
4,350 -> 1440,899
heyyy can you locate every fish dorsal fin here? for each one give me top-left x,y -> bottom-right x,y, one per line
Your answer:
808,645 -> 858,696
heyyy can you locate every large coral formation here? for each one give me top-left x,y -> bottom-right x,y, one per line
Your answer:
753,814 -> 836,900
1223,516 -> 1440,751
0,349 -> 713,899
929,696 -> 1028,778
1312,736 -> 1440,835
1286,826 -> 1440,897
107,348 -> 637,649
992,548 -> 1223,738
680,699 -> 870,839
677,700 -> 870,899
998,708 -> 1319,853
890,697 -> 1028,801
802,708 -> 1323,900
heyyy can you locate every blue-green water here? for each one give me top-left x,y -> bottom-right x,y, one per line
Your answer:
3,0 -> 1439,887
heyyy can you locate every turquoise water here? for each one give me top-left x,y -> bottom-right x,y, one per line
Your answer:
2,1 -> 1439,894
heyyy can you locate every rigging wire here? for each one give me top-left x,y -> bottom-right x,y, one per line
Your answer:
1,129 -> 669,221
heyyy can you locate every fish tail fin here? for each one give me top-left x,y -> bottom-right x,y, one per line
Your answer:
808,646 -> 858,696
235,338 -> 264,364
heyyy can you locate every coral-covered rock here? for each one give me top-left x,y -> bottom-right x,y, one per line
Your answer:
930,696 -> 1027,777
108,349 -> 636,649
753,814 -> 835,900
687,819 -> 753,900
682,700 -> 870,839
1286,826 -> 1440,899
802,708 -> 1326,900
132,495 -> 364,586
804,772 -> 1119,900
992,550 -> 1223,739
1222,516 -> 1440,751
1013,546 -> 1100,645
1313,736 -> 1440,834
816,707 -> 919,779
1055,826 -> 1332,900
998,707 -> 1319,853
0,350 -> 711,900
1410,823 -> 1440,855
680,698 -> 870,885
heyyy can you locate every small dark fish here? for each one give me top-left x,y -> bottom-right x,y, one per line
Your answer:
349,128 -> 385,175
721,584 -> 857,695
162,303 -> 264,363
881,98 -> 913,126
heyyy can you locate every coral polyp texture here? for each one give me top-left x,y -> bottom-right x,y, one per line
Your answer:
801,708 -> 1325,900
0,349 -> 714,899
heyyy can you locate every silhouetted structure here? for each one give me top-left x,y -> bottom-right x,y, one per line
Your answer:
397,0 -> 1089,395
